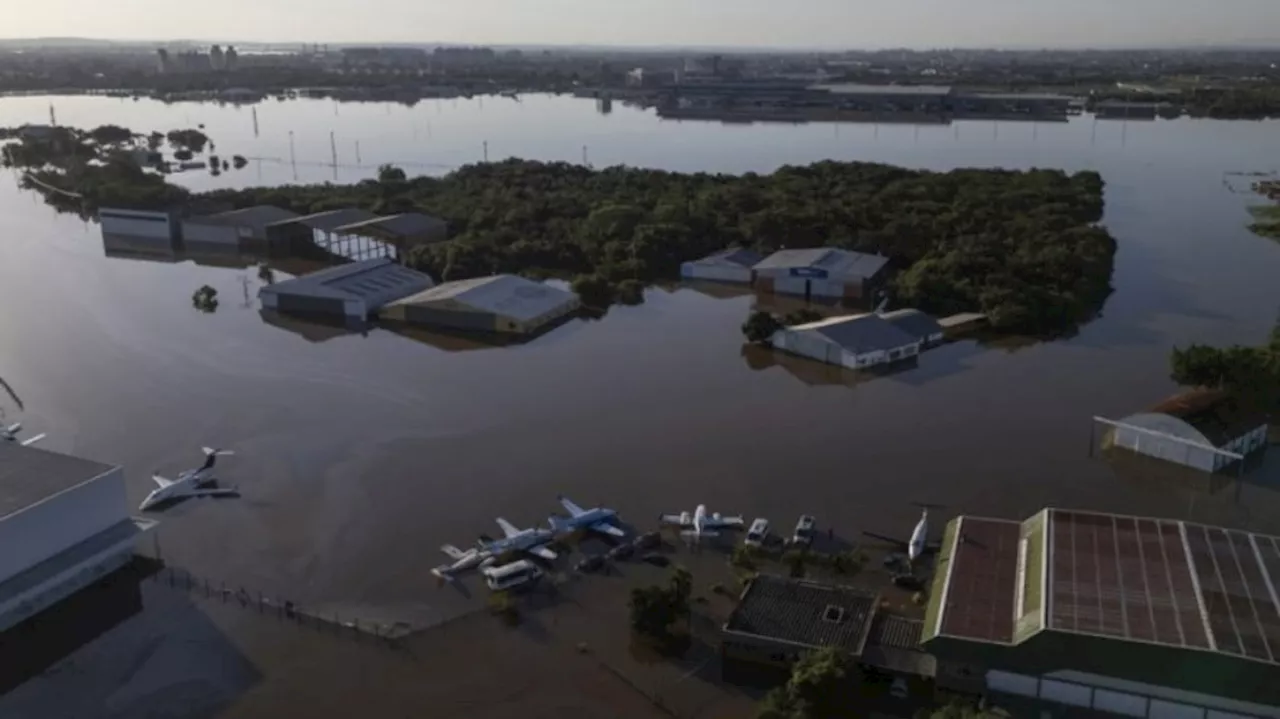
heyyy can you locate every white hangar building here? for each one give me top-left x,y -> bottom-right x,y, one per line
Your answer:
381,274 -> 581,335
258,257 -> 436,322
680,247 -> 765,284
0,444 -> 156,633
771,313 -> 922,370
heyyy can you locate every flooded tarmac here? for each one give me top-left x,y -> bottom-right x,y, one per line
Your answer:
3,94 -> 1280,714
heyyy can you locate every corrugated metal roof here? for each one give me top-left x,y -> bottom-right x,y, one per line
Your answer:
790,314 -> 920,354
268,208 -> 381,233
202,205 -> 299,228
334,212 -> 447,238
689,247 -> 765,268
725,575 -> 879,654
259,258 -> 436,303
0,444 -> 116,520
880,309 -> 944,342
389,274 -> 578,322
754,248 -> 888,281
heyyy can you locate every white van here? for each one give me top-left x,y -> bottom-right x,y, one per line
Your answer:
483,560 -> 544,591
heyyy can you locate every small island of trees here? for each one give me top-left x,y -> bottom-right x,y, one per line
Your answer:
195,159 -> 1115,334
4,131 -> 1117,335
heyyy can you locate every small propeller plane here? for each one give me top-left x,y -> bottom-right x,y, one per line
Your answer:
863,503 -> 944,566
139,447 -> 238,511
660,504 -> 744,543
1,422 -> 46,447
431,544 -> 496,580
548,495 -> 626,538
477,518 -> 558,561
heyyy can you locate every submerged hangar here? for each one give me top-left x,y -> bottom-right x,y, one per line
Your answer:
925,508 -> 1280,718
0,443 -> 156,632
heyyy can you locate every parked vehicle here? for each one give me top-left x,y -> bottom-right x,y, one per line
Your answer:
483,559 -> 543,591
792,515 -> 816,547
744,518 -> 770,547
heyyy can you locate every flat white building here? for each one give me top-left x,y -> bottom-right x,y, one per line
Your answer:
0,444 -> 157,633
770,313 -> 921,370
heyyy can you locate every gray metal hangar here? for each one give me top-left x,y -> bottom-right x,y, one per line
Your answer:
771,313 -> 921,370
380,274 -> 581,335
880,308 -> 945,346
0,443 -> 157,632
680,247 -> 764,284
753,248 -> 888,300
264,208 -> 382,258
258,257 -> 436,322
97,208 -> 181,251
331,212 -> 450,260
182,205 -> 300,250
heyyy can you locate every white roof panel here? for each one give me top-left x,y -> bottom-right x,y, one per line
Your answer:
390,274 -> 579,322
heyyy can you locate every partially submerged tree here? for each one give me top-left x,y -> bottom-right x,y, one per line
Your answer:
742,311 -> 782,344
757,646 -> 858,719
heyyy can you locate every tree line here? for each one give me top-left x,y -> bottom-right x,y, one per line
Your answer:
1170,317 -> 1280,404
197,158 -> 1115,334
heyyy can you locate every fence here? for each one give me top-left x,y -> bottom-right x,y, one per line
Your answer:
138,560 -> 412,650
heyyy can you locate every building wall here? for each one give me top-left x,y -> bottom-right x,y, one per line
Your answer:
384,303 -> 498,332
181,221 -> 242,247
772,330 -> 920,370
0,531 -> 138,633
928,631 -> 1280,710
810,278 -> 852,299
0,469 -> 126,585
99,209 -> 176,243
680,262 -> 753,284
261,292 -> 351,319
1109,424 -> 1268,474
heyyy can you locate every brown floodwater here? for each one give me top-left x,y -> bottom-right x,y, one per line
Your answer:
2,96 -> 1280,670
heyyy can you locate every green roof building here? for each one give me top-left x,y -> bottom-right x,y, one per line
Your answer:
923,509 -> 1280,719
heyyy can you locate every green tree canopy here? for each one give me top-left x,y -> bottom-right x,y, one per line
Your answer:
756,647 -> 857,719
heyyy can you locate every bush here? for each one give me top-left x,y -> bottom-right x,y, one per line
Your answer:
571,273 -> 615,308
742,310 -> 782,344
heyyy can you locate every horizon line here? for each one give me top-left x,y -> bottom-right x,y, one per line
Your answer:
2,36 -> 1280,54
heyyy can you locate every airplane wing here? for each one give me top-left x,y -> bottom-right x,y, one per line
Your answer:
496,518 -> 522,538
191,488 -> 239,498
592,522 -> 626,538
529,545 -> 557,561
19,433 -> 47,447
441,544 -> 467,560
660,514 -> 691,526
152,474 -> 175,488
705,515 -> 744,528
559,496 -> 586,517
862,531 -> 909,549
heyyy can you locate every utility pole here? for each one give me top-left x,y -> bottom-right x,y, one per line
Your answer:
482,140 -> 488,163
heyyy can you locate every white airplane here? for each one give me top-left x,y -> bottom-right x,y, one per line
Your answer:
431,544 -> 496,580
477,518 -> 558,561
139,447 -> 238,511
1,422 -> 46,447
548,495 -> 626,538
863,505 -> 941,565
659,504 -> 744,542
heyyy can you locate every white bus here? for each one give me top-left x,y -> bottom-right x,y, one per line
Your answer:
482,560 -> 544,591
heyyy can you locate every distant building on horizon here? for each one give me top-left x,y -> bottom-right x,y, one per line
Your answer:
209,45 -> 225,71
224,46 -> 238,72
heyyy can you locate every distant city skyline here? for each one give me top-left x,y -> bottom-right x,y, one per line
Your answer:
6,0 -> 1280,50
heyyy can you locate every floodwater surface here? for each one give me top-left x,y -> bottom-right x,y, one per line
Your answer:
1,94 -> 1280,626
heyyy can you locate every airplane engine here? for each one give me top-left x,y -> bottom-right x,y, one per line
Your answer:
679,511 -> 691,525
712,512 -> 722,520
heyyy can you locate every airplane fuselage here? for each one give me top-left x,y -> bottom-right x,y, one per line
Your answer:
908,510 -> 928,562
481,529 -> 552,555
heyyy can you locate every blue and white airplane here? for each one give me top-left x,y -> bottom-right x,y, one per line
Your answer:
549,495 -> 626,538
478,518 -> 558,561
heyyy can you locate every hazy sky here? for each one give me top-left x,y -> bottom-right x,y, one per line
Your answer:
8,0 -> 1280,49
